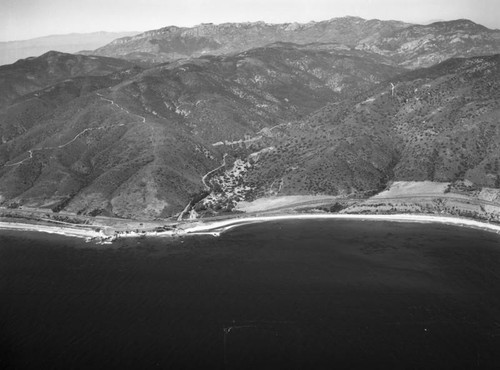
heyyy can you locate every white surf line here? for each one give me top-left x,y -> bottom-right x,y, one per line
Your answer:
179,213 -> 500,237
201,153 -> 228,190
0,221 -> 106,240
5,213 -> 499,242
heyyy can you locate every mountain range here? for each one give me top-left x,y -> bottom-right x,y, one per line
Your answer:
0,17 -> 499,219
90,17 -> 500,69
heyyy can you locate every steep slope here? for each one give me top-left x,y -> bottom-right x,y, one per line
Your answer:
0,31 -> 139,66
0,44 -> 403,218
90,17 -> 500,69
236,54 -> 500,200
0,84 -> 205,218
0,51 -> 136,107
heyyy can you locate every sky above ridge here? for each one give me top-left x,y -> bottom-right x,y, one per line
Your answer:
1,0 -> 499,42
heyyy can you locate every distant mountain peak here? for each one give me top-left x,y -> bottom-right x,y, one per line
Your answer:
90,17 -> 500,70
428,18 -> 489,31
40,50 -> 68,58
91,17 -> 412,64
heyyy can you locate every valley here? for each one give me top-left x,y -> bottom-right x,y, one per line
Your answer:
0,16 -> 499,229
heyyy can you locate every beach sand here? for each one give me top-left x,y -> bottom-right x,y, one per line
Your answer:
177,214 -> 500,237
2,213 -> 500,241
174,214 -> 500,236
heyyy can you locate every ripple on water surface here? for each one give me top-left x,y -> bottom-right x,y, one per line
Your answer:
1,219 -> 500,369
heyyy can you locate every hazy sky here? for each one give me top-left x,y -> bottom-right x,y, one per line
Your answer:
1,0 -> 499,42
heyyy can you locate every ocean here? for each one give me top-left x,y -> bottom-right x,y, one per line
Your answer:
1,219 -> 500,369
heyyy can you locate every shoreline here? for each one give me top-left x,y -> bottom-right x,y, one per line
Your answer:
177,213 -> 500,236
2,213 -> 500,242
0,220 -> 108,241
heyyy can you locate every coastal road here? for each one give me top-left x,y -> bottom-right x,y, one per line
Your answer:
369,193 -> 500,208
2,192 -> 499,234
201,153 -> 228,190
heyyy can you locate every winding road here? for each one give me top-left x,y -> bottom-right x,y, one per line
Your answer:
201,153 -> 228,190
177,153 -> 229,220
96,92 -> 147,123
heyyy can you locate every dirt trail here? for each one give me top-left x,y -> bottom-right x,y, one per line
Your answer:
96,92 -> 147,123
3,91 -> 146,167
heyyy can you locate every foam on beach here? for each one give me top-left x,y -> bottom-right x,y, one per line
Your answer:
179,214 -> 500,236
0,221 -> 107,240
2,214 -> 500,242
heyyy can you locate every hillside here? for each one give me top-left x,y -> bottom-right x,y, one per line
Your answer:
231,54 -> 500,206
90,17 -> 500,68
1,15 -> 499,221
0,43 -> 403,218
0,51 -> 136,108
357,19 -> 500,68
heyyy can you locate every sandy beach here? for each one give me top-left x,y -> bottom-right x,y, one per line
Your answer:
177,213 -> 500,237
142,213 -> 500,241
2,213 -> 500,242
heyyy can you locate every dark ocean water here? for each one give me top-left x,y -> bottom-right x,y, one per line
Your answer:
1,219 -> 500,369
